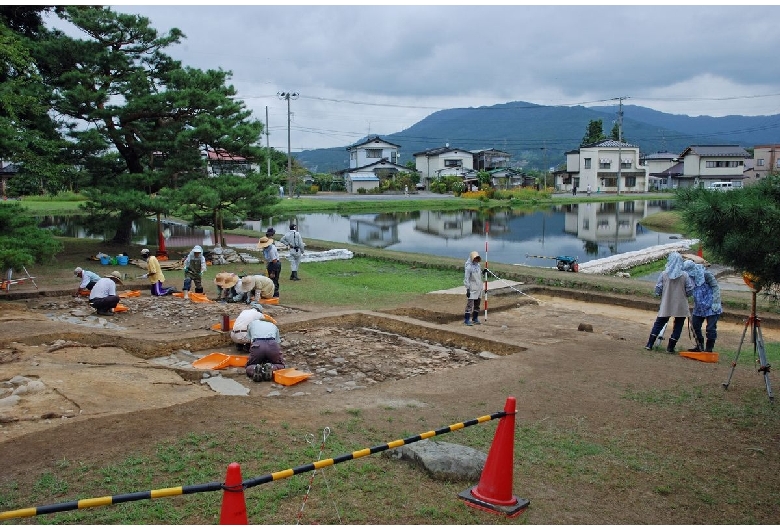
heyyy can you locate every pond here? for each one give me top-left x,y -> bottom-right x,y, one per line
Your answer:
40,199 -> 680,267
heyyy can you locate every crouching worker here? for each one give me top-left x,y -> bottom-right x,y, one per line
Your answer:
89,270 -> 123,316
244,317 -> 285,382
231,305 -> 270,352
214,272 -> 240,302
74,267 -> 100,296
140,248 -> 175,296
236,274 -> 275,303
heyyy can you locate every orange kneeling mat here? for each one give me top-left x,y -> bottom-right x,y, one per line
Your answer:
119,290 -> 141,298
113,303 -> 129,313
260,297 -> 279,305
172,292 -> 212,303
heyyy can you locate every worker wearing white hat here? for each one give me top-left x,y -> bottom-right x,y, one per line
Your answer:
73,267 -> 100,296
140,248 -> 175,296
279,222 -> 305,281
182,245 -> 207,300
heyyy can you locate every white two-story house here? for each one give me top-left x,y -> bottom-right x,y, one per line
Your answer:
413,145 -> 475,189
559,140 -> 648,194
335,136 -> 409,193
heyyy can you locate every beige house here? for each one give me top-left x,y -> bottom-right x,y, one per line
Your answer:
751,144 -> 780,182
676,145 -> 750,188
559,140 -> 647,194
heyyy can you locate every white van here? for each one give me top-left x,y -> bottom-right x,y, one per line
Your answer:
709,182 -> 733,191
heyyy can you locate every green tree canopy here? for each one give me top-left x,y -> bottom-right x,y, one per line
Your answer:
0,202 -> 63,272
581,119 -> 606,146
30,7 -> 265,243
676,174 -> 780,293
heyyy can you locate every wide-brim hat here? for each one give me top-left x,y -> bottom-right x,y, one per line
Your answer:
469,251 -> 481,262
214,272 -> 238,289
256,236 -> 274,249
237,276 -> 256,293
106,271 -> 124,285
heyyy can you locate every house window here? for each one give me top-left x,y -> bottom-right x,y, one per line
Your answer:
705,160 -> 742,168
366,149 -> 382,158
390,152 -> 397,164
582,219 -> 589,230
757,159 -> 765,167
621,160 -> 632,169
444,159 -> 462,168
599,158 -> 611,169
602,177 -> 617,187
624,176 -> 636,187
584,158 -> 591,169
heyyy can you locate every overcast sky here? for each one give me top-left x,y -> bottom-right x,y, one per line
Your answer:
46,5 -> 780,152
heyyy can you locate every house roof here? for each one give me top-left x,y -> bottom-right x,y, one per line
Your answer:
581,139 -> 639,149
412,146 -> 470,157
473,148 -> 511,156
334,158 -> 409,176
642,152 -> 679,160
346,135 -> 400,150
679,145 -> 750,158
0,163 -> 20,175
204,148 -> 247,162
348,175 -> 380,181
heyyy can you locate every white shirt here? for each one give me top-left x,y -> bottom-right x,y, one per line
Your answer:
89,278 -> 117,300
79,270 -> 101,288
230,308 -> 268,344
247,319 -> 280,343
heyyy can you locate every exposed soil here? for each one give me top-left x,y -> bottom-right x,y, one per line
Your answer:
1,279 -> 779,524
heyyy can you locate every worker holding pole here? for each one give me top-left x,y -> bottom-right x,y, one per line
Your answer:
463,251 -> 484,326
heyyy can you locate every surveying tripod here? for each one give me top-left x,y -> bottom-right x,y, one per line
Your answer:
722,291 -> 774,403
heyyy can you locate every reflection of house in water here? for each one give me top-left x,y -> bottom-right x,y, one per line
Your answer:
349,214 -> 399,248
415,210 -> 510,239
560,200 -> 672,248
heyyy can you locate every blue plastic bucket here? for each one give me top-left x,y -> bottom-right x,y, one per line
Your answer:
99,256 -> 110,266
117,255 -> 129,266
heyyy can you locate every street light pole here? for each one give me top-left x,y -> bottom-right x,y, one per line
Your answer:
277,91 -> 299,196
613,96 -> 628,195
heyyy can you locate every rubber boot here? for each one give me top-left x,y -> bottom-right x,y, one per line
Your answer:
666,338 -> 678,354
195,287 -> 204,294
471,310 -> 481,325
644,334 -> 657,350
290,272 -> 296,280
293,271 -> 300,281
464,313 -> 472,326
183,290 -> 189,300
705,339 -> 715,352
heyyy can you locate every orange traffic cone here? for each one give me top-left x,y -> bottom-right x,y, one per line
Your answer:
697,244 -> 703,258
458,397 -> 530,517
219,462 -> 248,524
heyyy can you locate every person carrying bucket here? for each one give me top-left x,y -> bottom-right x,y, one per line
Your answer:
463,251 -> 484,326
182,245 -> 207,300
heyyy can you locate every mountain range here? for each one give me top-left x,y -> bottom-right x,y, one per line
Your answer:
295,101 -> 780,174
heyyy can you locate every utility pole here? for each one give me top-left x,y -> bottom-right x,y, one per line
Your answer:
265,106 -> 270,178
277,91 -> 299,196
613,96 -> 628,195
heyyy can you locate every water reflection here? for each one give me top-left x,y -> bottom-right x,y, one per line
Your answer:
41,200 -> 677,266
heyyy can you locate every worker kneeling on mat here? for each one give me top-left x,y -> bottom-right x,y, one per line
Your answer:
244,317 -> 285,382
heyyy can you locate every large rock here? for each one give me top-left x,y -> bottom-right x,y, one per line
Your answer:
384,439 -> 487,482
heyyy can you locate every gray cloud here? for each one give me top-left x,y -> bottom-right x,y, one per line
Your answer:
54,5 -> 780,150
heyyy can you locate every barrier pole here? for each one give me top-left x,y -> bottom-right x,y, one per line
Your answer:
484,220 -> 489,321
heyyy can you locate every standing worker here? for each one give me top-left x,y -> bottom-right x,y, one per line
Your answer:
280,222 -> 305,281
644,252 -> 694,353
73,267 -> 100,296
244,317 -> 286,382
463,251 -> 484,326
257,236 -> 281,298
182,245 -> 206,299
140,248 -> 175,296
682,260 -> 723,352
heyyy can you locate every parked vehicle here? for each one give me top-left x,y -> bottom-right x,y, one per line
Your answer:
709,181 -> 734,191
